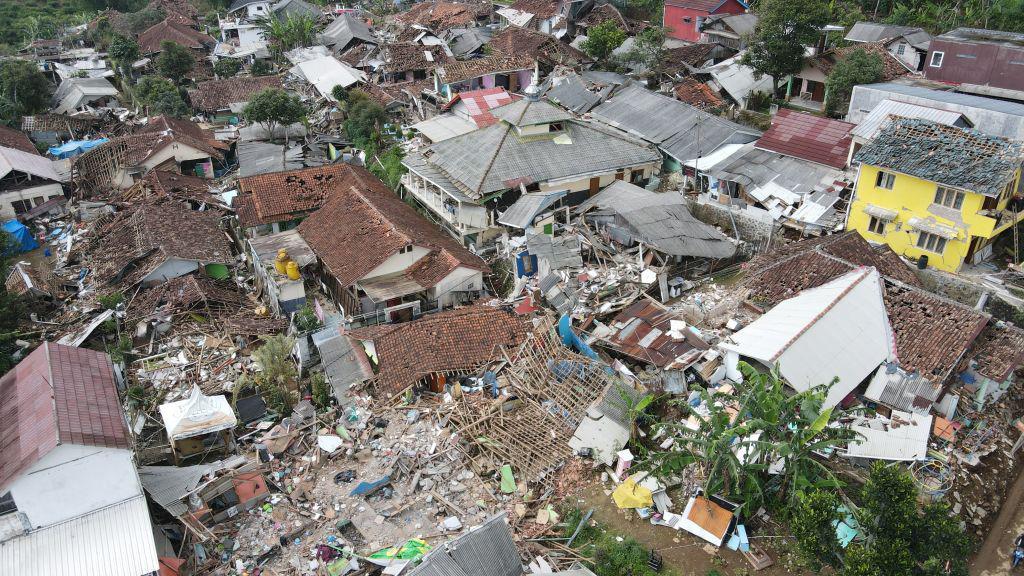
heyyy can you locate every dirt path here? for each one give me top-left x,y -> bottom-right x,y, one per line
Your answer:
575,481 -> 810,576
972,463 -> 1024,575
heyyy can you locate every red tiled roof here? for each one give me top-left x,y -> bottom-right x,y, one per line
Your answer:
812,42 -> 911,82
745,230 -> 922,306
664,0 -> 733,11
0,343 -> 129,490
297,165 -> 488,289
510,0 -> 560,18
187,75 -> 284,113
884,282 -> 989,379
394,1 -> 486,30
138,19 -> 215,54
134,115 -> 229,160
755,108 -> 854,169
382,42 -> 448,74
442,87 -> 519,127
352,305 -> 530,397
0,126 -> 39,155
134,169 -> 222,206
673,78 -> 725,110
965,323 -> 1024,382
237,163 -> 353,227
489,25 -> 588,65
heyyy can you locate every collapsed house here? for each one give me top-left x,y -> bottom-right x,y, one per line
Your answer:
50,76 -> 120,115
0,137 -> 64,220
159,386 -> 239,466
188,75 -> 285,117
84,199 -> 232,288
72,116 -> 229,193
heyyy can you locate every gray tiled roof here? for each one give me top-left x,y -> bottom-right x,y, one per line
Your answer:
854,118 -> 1024,196
417,112 -> 660,198
494,98 -> 572,126
591,83 -> 760,162
320,14 -> 376,49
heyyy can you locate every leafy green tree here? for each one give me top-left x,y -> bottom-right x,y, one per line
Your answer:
243,88 -> 306,143
331,84 -> 348,103
344,90 -> 387,149
213,57 -> 242,78
152,90 -> 190,118
824,48 -> 883,117
861,462 -> 917,542
913,503 -> 970,576
741,0 -> 830,96
134,75 -> 189,116
157,41 -> 194,82
108,35 -> 140,77
366,141 -> 406,190
622,26 -> 667,77
0,59 -> 51,126
581,20 -> 626,63
250,59 -> 274,76
237,334 -> 298,416
791,489 -> 843,570
0,230 -> 24,376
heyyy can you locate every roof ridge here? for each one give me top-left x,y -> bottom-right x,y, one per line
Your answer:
43,342 -> 60,446
472,123 -> 515,195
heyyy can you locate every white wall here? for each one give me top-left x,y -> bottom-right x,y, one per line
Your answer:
539,164 -> 656,195
245,2 -> 272,18
360,245 -> 430,280
141,258 -> 200,285
431,266 -> 482,307
6,445 -> 142,530
142,143 -> 212,173
0,182 -> 64,220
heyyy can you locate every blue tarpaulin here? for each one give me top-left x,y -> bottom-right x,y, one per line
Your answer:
2,220 -> 39,254
48,138 -> 108,159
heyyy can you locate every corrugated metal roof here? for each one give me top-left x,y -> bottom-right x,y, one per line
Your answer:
0,495 -> 159,576
844,22 -> 930,49
237,141 -> 303,178
408,513 -> 522,576
755,109 -> 853,169
412,114 -> 479,143
850,99 -> 969,140
498,190 -> 566,228
139,461 -> 230,516
0,146 -> 60,181
709,143 -> 847,199
289,56 -> 365,98
526,233 -> 583,269
845,409 -> 931,461
704,54 -> 774,106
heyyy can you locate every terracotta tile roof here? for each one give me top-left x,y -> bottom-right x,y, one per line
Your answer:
489,25 -> 587,66
745,230 -> 921,306
236,163 -> 353,227
353,305 -> 530,397
132,115 -> 229,160
0,126 -> 39,155
754,108 -> 854,169
965,323 -> 1024,382
580,3 -> 645,33
673,78 -> 725,110
0,343 -> 128,490
381,42 -> 448,74
187,75 -> 284,113
138,19 -> 216,54
88,199 -> 231,284
510,0 -> 560,19
146,0 -> 200,22
297,165 -> 488,289
437,53 -> 536,84
131,169 -> 222,207
813,42 -> 911,82
884,282 -> 989,379
441,87 -> 518,127
664,43 -> 719,70
394,1 -> 487,30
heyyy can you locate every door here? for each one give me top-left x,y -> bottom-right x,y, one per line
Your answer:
809,80 -> 825,102
589,177 -> 600,196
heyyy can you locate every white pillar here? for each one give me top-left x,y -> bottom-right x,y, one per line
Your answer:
724,348 -> 743,382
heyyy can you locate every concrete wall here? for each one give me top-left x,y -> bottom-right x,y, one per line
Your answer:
361,245 -> 430,279
6,445 -> 142,530
431,265 -> 483,307
0,182 -> 64,220
689,196 -> 776,255
914,267 -> 987,307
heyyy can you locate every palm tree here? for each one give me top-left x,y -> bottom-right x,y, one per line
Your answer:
257,14 -> 317,60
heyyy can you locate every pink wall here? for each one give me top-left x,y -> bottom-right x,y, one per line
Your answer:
663,0 -> 747,43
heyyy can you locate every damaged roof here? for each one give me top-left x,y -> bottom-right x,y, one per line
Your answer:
755,108 -> 854,169
0,343 -> 128,490
845,21 -> 931,50
509,0 -> 560,18
673,78 -> 725,110
489,25 -> 587,66
188,75 -> 284,113
577,180 -> 737,258
296,165 -> 488,289
88,200 -> 231,285
417,99 -> 660,198
352,306 -> 529,398
810,42 -> 912,83
854,118 -> 1024,196
746,231 -> 922,306
591,84 -> 760,163
394,0 -> 487,30
236,163 -> 352,227
320,13 -> 377,50
600,299 -> 710,369
381,42 -> 448,73
442,87 -> 518,127
409,513 -> 522,576
129,169 -> 223,207
138,18 -> 215,53
436,53 -> 536,84
0,126 -> 40,154
965,322 -> 1024,382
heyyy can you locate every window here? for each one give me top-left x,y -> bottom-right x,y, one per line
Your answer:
32,196 -> 44,207
875,171 -> 895,190
934,186 -> 965,209
916,231 -> 947,253
867,216 -> 886,234
0,492 -> 16,516
930,51 -> 944,67
683,16 -> 692,22
896,43 -> 906,56
399,245 -> 413,254
11,199 -> 32,214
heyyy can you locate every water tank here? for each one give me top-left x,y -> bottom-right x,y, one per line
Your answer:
917,254 -> 929,269
274,249 -> 289,274
286,260 -> 300,280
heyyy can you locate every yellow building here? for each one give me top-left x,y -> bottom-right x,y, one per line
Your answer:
847,118 -> 1024,272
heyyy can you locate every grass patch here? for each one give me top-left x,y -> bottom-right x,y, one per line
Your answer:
559,508 -> 679,576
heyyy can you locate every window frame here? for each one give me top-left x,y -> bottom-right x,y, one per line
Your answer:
867,215 -> 886,235
895,43 -> 906,56
916,231 -> 948,254
933,186 -> 965,209
11,199 -> 32,214
875,171 -> 895,190
930,51 -> 944,67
